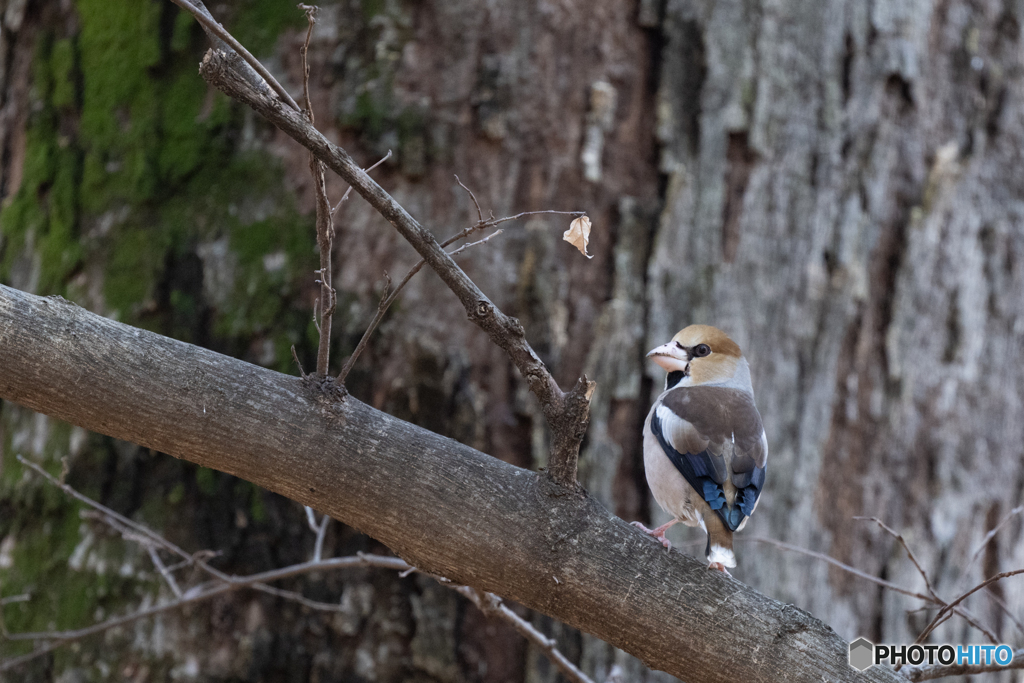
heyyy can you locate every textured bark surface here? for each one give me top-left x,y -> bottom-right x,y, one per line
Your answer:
1,0 -> 1023,681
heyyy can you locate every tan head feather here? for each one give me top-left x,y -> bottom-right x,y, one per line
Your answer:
671,325 -> 743,358
670,325 -> 743,385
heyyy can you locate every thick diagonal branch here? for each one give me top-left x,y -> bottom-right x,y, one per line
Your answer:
197,47 -> 590,487
0,285 -> 902,683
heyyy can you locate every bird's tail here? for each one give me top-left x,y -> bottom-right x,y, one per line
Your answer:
703,514 -> 736,568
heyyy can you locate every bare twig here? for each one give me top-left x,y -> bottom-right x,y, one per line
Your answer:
455,586 -> 595,683
854,517 -> 941,602
900,648 -> 1024,681
982,588 -> 1024,636
147,546 -> 183,598
299,5 -> 317,117
851,518 -> 1003,647
15,456 -> 202,573
291,344 -> 306,376
448,229 -> 503,257
336,201 -> 583,387
304,505 -> 331,562
247,582 -> 343,611
167,0 -> 299,111
741,537 -> 933,603
454,174 -> 483,222
336,224 -> 507,385
965,505 -> 1024,575
331,151 -> 392,217
3,457 -> 590,683
299,7 -> 336,377
0,595 -> 30,607
743,536 -> 1001,644
0,555 -> 407,673
913,568 -> 1024,645
198,45 -> 593,487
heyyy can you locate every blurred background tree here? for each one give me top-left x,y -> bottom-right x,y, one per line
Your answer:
1,0 -> 1022,681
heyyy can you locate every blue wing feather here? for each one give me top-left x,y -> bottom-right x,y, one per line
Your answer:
651,411 -> 764,532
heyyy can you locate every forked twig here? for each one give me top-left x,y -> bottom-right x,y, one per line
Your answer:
913,568 -> 1024,645
299,6 -> 336,377
336,177 -> 583,386
167,0 -> 299,111
335,226 -> 506,385
304,505 -> 331,563
332,151 -> 392,217
743,534 -> 1003,645
854,517 -> 941,602
1,457 -> 593,683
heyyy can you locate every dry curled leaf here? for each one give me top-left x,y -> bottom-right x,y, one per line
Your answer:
562,215 -> 593,259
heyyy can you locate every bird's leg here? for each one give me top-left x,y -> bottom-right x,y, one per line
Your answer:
630,519 -> 679,550
707,562 -> 732,576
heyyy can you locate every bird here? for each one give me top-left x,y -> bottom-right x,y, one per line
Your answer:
632,324 -> 767,574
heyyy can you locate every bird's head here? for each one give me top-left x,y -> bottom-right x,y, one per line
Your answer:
647,324 -> 746,389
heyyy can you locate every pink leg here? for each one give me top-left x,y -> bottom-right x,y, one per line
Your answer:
631,519 -> 679,550
708,562 -> 732,577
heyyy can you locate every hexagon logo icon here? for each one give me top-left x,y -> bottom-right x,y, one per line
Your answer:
849,638 -> 874,671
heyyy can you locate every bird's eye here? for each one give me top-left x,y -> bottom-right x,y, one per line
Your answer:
693,344 -> 711,357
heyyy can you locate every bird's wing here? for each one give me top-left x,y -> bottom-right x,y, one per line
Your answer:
653,386 -> 767,531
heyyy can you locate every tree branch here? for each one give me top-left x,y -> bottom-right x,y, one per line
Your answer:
454,586 -> 593,683
196,41 -> 592,488
298,5 -> 336,377
0,284 -> 901,682
899,648 -> 1024,681
167,0 -> 299,111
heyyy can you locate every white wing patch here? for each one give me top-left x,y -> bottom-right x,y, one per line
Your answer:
654,404 -> 698,451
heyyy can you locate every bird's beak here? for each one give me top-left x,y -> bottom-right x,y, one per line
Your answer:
647,342 -> 689,373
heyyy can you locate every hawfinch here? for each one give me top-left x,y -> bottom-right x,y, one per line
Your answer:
633,325 -> 767,573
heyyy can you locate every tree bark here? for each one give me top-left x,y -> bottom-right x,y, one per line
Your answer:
4,0 -> 1024,679
0,283 -> 899,683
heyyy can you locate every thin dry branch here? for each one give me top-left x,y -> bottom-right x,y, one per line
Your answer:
1,465 -> 590,683
15,456 -> 210,576
336,203 -> 582,386
196,33 -> 593,487
0,555 -> 406,673
304,505 -> 331,563
855,517 -> 941,602
899,648 -> 1024,681
742,537 -> 933,603
167,0 -> 299,111
455,586 -> 594,683
454,174 -> 484,222
913,568 -> 1024,645
147,546 -> 183,598
744,536 -> 1001,644
337,225 -> 504,385
299,6 -> 336,377
855,517 -> 1006,646
964,505 -> 1024,577
331,151 -> 392,217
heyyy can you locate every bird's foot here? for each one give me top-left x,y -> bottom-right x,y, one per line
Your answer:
708,562 -> 732,577
630,520 -> 677,551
